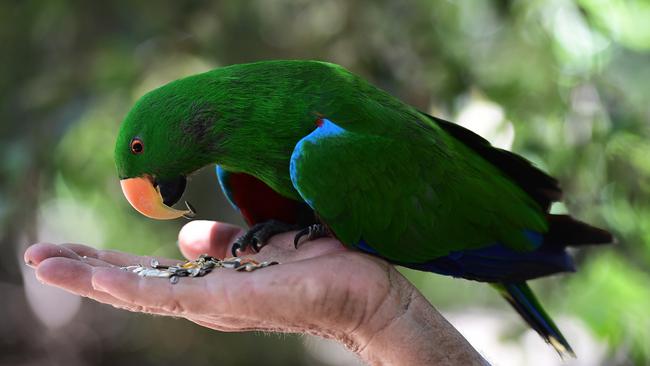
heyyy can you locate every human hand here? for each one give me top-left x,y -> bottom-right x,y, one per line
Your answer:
24,220 -> 486,366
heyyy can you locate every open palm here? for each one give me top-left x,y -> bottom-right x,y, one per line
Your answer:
25,220 -> 485,365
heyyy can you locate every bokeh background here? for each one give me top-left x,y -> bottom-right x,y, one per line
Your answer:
1,0 -> 649,365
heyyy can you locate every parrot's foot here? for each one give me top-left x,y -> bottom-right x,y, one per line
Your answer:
232,220 -> 298,256
293,224 -> 329,249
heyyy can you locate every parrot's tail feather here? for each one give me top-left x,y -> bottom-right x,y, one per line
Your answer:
492,282 -> 575,358
544,214 -> 613,248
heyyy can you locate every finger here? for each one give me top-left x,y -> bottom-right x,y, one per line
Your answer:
25,243 -> 128,270
90,264 -> 291,332
90,264 -> 285,325
178,220 -> 244,260
26,243 -> 156,269
24,243 -> 82,267
34,256 -> 213,318
61,243 -> 179,267
91,266 -> 220,316
35,257 -> 176,316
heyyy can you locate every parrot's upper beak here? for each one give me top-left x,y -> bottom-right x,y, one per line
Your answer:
119,175 -> 195,220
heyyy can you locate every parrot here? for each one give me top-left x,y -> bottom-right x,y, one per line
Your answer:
114,60 -> 612,356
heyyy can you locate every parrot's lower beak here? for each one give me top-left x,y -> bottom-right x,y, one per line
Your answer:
119,175 -> 195,220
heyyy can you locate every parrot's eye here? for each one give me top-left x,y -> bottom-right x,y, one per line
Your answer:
130,138 -> 144,154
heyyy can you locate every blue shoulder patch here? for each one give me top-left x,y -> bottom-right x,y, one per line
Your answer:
290,118 -> 347,209
216,165 -> 239,211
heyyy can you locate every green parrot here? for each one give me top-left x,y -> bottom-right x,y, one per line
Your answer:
115,60 -> 612,356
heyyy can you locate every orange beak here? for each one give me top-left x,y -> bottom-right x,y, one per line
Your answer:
120,175 -> 195,220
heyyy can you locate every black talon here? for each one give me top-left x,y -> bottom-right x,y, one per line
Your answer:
250,236 -> 263,253
293,228 -> 310,249
231,220 -> 298,256
293,224 -> 329,249
231,242 -> 242,257
252,239 -> 264,252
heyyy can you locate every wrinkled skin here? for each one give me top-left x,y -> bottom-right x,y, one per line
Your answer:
24,220 -> 486,366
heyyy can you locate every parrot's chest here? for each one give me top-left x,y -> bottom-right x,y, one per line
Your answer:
216,166 -> 315,227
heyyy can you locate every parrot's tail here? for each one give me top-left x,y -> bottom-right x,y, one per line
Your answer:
492,282 -> 575,358
544,214 -> 613,248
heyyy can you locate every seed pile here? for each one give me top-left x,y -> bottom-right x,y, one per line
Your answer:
121,255 -> 278,284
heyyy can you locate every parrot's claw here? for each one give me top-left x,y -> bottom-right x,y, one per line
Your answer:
293,224 -> 329,249
232,220 -> 298,257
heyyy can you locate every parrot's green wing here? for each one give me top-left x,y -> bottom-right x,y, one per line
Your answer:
289,118 -> 547,263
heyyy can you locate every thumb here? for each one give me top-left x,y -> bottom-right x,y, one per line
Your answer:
178,220 -> 244,260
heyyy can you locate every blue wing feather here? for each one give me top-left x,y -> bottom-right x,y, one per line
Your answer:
357,231 -> 574,283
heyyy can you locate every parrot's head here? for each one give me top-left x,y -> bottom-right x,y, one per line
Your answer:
115,61 -> 330,220
115,75 -> 225,220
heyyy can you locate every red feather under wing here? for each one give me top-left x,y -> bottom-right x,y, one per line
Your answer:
226,172 -> 314,227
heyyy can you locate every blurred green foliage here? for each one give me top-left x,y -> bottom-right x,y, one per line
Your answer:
1,0 -> 649,365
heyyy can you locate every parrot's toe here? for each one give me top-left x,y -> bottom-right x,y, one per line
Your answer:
232,220 -> 298,256
231,242 -> 243,257
293,224 -> 329,249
